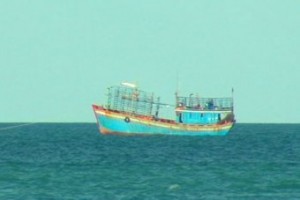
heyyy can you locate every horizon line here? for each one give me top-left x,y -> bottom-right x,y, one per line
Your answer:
0,122 -> 300,124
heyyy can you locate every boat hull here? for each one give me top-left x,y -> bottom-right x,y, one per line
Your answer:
93,105 -> 234,136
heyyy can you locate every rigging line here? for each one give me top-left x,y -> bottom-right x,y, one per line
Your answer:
0,122 -> 37,131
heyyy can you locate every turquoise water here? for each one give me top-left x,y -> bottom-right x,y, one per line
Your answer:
0,123 -> 299,199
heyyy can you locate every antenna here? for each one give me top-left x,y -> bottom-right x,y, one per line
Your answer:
176,70 -> 180,96
175,70 -> 180,106
231,87 -> 234,112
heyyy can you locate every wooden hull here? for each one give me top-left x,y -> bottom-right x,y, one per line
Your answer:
92,105 -> 234,136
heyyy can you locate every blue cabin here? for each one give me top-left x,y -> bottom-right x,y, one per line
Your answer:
176,111 -> 221,125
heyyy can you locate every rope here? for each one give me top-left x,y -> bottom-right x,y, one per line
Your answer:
0,123 -> 37,131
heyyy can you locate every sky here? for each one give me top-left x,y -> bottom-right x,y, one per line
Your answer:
1,0 -> 299,123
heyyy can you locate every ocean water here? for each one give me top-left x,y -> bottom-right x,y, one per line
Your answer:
0,123 -> 299,200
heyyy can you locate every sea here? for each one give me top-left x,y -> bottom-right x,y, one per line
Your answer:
0,123 -> 299,200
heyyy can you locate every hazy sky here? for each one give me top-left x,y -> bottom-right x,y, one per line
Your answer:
1,1 -> 299,123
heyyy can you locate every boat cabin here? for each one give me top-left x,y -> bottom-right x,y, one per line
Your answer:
175,96 -> 233,125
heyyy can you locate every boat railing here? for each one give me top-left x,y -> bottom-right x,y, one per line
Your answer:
106,85 -> 159,116
176,96 -> 233,111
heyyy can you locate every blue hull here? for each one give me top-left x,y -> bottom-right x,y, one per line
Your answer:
94,108 -> 233,136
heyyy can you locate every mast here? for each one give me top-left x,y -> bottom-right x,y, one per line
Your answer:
175,71 -> 180,106
231,87 -> 234,112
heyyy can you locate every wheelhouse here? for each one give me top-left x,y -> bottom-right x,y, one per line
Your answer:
175,96 -> 234,125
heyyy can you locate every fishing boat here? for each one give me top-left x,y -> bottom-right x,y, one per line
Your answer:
92,83 -> 235,136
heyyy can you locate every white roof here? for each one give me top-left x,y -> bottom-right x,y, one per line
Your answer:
121,82 -> 137,88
